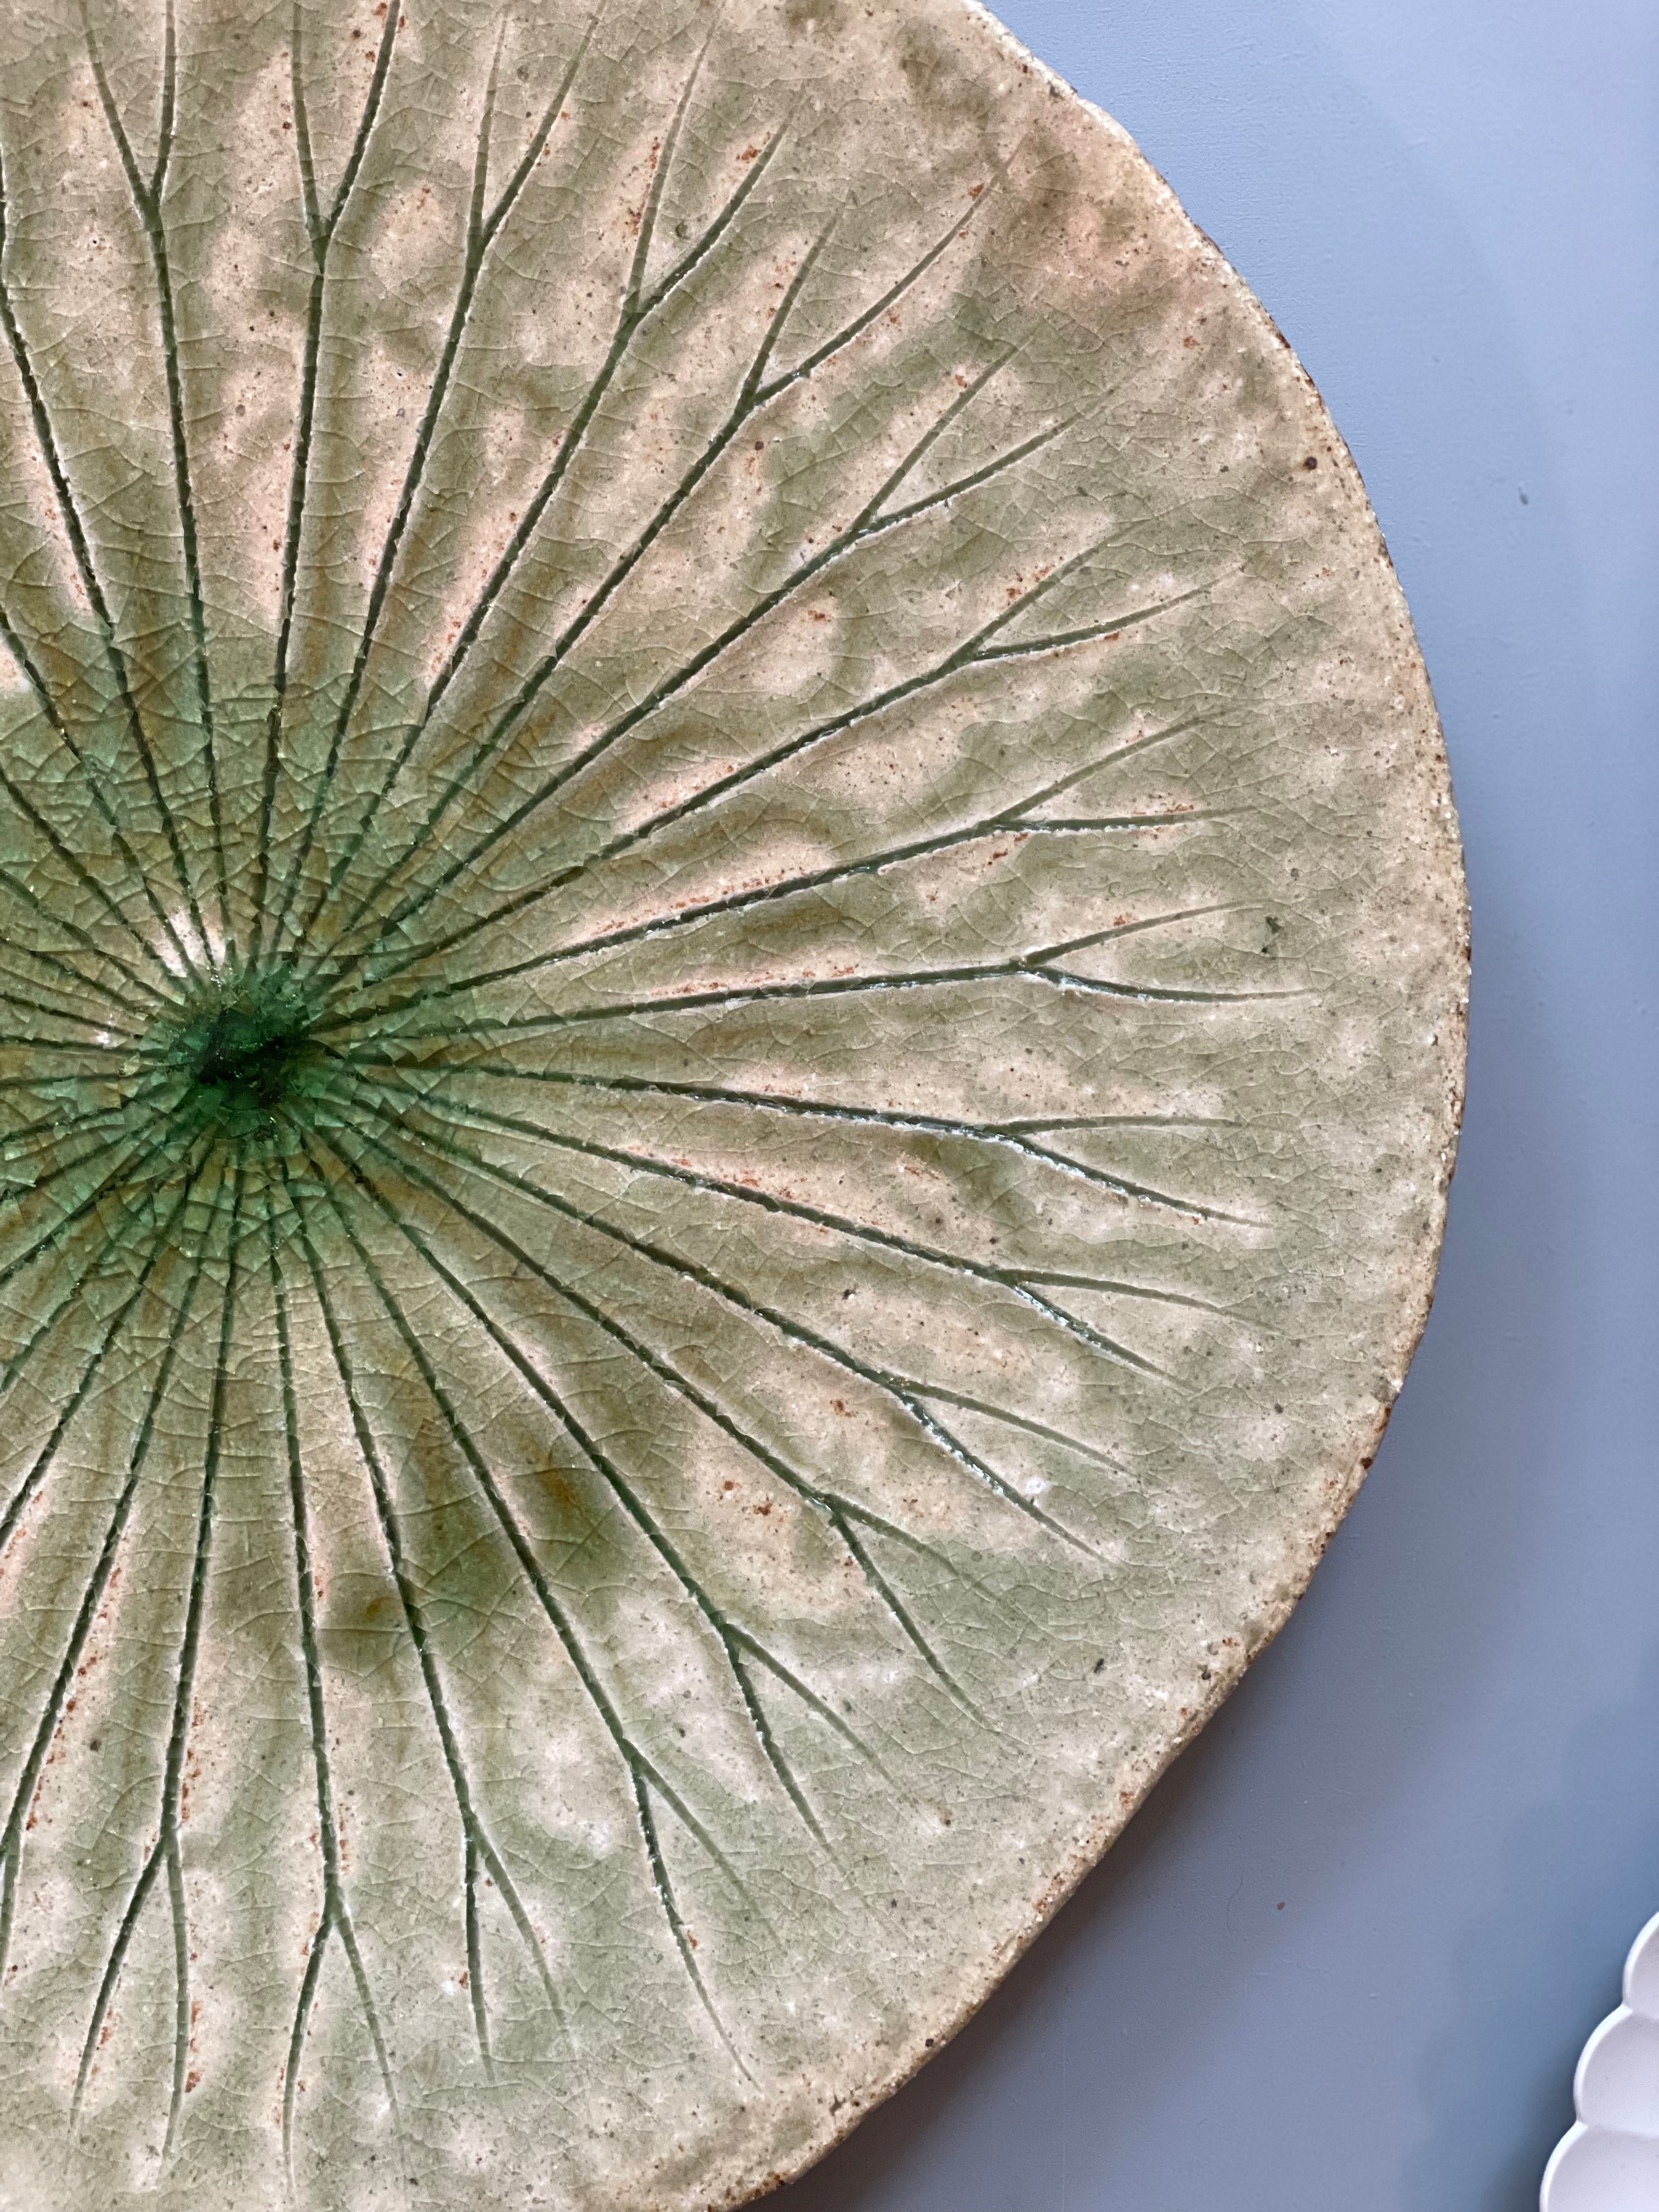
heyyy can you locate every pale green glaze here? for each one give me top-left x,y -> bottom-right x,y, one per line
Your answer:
0,1 -> 1465,2205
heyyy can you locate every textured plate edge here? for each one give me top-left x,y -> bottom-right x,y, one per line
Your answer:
671,4 -> 1475,2205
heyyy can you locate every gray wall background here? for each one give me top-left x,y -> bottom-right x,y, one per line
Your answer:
775,2 -> 1659,2207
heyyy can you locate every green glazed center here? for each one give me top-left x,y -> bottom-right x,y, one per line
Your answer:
167,978 -> 324,1139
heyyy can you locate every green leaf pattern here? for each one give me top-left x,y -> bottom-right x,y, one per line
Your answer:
0,2 -> 1465,2204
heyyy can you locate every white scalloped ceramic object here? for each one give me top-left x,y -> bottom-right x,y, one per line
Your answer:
1543,1910 -> 1659,2209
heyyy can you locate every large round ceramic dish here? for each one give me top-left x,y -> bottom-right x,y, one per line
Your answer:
0,1 -> 1465,2205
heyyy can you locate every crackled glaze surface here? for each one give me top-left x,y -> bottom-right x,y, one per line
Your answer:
0,1 -> 1465,2205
